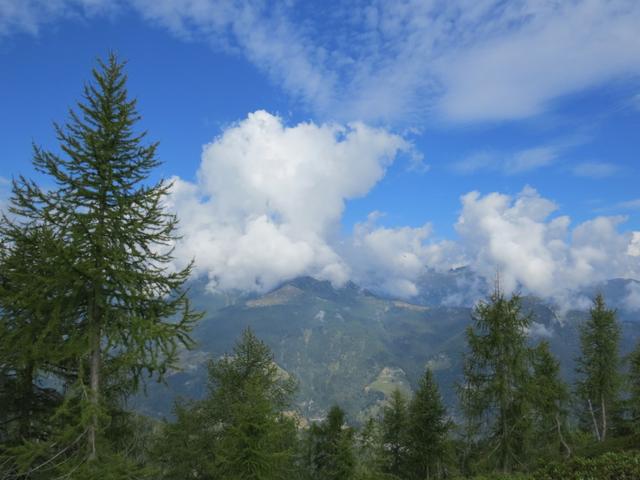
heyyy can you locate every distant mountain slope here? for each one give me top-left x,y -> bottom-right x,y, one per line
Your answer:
136,273 -> 640,423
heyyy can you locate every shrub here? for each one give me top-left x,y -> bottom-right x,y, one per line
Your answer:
533,451 -> 640,480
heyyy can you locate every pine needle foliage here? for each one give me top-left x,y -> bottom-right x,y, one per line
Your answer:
154,328 -> 298,480
529,341 -> 571,461
460,286 -> 532,473
406,369 -> 451,480
629,340 -> 640,431
380,388 -> 409,478
575,294 -> 621,442
1,53 -> 201,475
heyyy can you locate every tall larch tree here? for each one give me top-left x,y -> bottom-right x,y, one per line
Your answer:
406,369 -> 451,480
305,405 -> 356,480
380,388 -> 409,478
628,340 -> 640,432
154,328 -> 298,480
529,341 -> 570,460
5,54 -> 200,473
459,284 -> 532,473
0,223 -> 74,448
575,294 -> 621,442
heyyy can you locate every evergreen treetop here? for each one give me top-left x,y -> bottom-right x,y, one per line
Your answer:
2,53 -> 201,471
576,293 -> 621,442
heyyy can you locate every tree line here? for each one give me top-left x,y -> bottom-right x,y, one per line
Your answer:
1,55 -> 640,479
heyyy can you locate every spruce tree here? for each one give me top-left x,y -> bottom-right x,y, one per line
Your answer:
459,285 -> 532,473
406,369 -> 450,480
529,341 -> 570,459
4,54 -> 200,474
575,294 -> 621,442
629,340 -> 640,431
380,388 -> 409,478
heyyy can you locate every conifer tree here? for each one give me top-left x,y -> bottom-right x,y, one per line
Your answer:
575,294 -> 621,442
3,53 -> 200,474
305,405 -> 356,480
459,285 -> 532,473
529,341 -> 570,459
629,340 -> 640,431
0,225 -> 66,444
353,417 -> 386,480
380,388 -> 409,478
154,328 -> 297,480
406,369 -> 450,480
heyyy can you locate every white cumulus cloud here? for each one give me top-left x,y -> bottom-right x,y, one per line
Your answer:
347,212 -> 459,297
167,110 -> 410,292
455,186 -> 640,303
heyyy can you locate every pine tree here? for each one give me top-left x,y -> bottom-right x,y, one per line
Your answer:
3,53 -> 200,474
380,388 -> 409,478
629,340 -> 640,431
353,417 -> 386,480
459,285 -> 532,473
0,224 -> 70,446
305,405 -> 356,480
154,328 -> 297,480
212,329 -> 297,480
406,369 -> 450,480
529,341 -> 571,459
575,294 -> 621,442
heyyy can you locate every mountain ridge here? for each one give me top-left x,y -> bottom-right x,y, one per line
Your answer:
136,271 -> 640,422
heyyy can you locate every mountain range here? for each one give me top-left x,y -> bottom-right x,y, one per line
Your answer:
136,269 -> 640,423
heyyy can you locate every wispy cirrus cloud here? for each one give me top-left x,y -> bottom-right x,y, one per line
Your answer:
0,176 -> 10,214
5,0 -> 640,124
452,145 -> 562,175
131,0 -> 640,124
0,0 -> 116,36
571,161 -> 620,178
614,198 -> 640,210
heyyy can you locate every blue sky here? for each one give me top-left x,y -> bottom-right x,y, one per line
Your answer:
1,0 -> 640,302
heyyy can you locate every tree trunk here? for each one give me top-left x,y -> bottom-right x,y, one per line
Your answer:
88,325 -> 100,460
18,361 -> 35,440
588,398 -> 601,442
600,395 -> 607,442
555,413 -> 571,458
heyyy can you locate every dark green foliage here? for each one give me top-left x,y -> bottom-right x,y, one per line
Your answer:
154,328 -> 297,480
575,294 -> 621,442
529,341 -> 571,460
0,53 -> 200,476
406,369 -> 451,479
533,450 -> 640,480
0,225 -> 70,445
460,287 -> 532,473
380,388 -> 409,478
463,474 -> 533,480
628,341 -> 640,430
304,405 -> 356,480
354,417 -> 388,480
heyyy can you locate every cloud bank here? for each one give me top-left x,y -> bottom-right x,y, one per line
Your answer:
166,112 -> 640,302
456,187 -> 640,303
